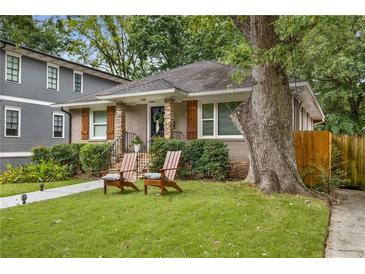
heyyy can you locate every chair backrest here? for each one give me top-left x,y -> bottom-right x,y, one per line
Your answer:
120,153 -> 137,182
162,150 -> 181,182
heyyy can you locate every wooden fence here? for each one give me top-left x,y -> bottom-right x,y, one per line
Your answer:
292,131 -> 332,187
292,131 -> 365,189
332,134 -> 365,189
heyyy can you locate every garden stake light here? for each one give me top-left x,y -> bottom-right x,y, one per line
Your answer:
39,183 -> 44,191
21,194 -> 27,204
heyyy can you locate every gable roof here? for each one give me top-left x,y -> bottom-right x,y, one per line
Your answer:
0,39 -> 129,84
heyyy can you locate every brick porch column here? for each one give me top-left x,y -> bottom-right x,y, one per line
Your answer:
164,98 -> 175,139
115,102 -> 126,157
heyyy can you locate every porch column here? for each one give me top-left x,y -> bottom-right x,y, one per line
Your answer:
164,98 -> 175,139
115,103 -> 126,157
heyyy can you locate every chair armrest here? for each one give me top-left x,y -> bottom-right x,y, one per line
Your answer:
120,168 -> 137,174
160,167 -> 177,171
100,170 -> 108,177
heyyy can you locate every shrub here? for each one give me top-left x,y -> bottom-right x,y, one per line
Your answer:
32,146 -> 51,163
32,143 -> 85,175
186,140 -> 229,180
149,138 -> 186,172
80,143 -> 110,175
149,138 -> 229,181
0,161 -> 69,184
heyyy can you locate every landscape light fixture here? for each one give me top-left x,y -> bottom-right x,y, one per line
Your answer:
39,182 -> 44,191
21,194 -> 27,204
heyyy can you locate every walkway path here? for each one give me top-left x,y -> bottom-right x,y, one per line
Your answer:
0,180 -> 103,209
325,189 -> 365,258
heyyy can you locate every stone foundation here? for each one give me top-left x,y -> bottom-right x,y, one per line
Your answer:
227,161 -> 249,180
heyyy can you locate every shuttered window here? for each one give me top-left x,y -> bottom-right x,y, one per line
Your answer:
91,110 -> 107,139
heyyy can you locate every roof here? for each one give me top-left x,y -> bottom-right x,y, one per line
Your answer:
0,39 -> 129,84
97,60 -> 249,98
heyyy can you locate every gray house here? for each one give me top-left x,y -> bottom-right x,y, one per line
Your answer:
0,40 -> 128,170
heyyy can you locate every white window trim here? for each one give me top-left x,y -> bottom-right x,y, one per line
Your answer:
89,108 -> 107,140
5,51 -> 22,84
197,101 -> 243,139
47,63 -> 60,91
52,112 -> 65,139
4,106 -> 21,138
73,70 -> 83,93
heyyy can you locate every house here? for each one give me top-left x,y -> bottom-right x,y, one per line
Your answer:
52,60 -> 325,177
0,40 -> 129,170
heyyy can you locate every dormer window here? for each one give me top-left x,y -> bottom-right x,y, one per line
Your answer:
73,71 -> 83,93
47,63 -> 59,91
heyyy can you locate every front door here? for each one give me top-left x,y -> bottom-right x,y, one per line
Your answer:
150,106 -> 164,137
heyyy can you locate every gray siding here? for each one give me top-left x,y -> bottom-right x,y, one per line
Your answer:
0,50 -> 120,102
1,157 -> 31,171
0,49 -> 122,170
0,100 -> 69,152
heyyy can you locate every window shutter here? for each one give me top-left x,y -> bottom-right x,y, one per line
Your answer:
106,106 -> 115,140
186,100 -> 197,140
81,108 -> 89,140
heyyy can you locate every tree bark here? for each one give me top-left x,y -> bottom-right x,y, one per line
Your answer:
230,16 -> 311,195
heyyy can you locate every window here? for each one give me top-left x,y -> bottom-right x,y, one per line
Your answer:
53,113 -> 64,138
218,102 -> 241,136
91,110 -> 107,139
47,64 -> 59,90
5,52 -> 21,83
4,107 -> 21,137
199,101 -> 242,138
73,71 -> 83,93
202,103 -> 214,136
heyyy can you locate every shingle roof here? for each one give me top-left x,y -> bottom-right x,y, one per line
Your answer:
97,60 -> 250,97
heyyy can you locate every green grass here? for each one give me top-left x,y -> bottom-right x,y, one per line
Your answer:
0,181 -> 329,258
0,179 -> 89,197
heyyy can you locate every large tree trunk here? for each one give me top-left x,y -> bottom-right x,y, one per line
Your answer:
230,16 -> 311,195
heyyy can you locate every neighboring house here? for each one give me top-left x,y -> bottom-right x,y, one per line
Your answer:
53,60 -> 325,177
0,40 -> 128,171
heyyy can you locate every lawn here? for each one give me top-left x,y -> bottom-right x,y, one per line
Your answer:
0,181 -> 329,258
0,179 -> 89,197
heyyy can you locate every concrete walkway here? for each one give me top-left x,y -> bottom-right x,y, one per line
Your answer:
0,180 -> 103,209
325,189 -> 365,258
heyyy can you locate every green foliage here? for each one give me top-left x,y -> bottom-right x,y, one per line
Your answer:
131,136 -> 143,145
0,15 -> 69,55
184,140 -> 229,180
32,146 -> 51,163
0,161 -> 69,184
79,143 -> 110,175
149,138 -> 186,172
32,143 -> 85,175
149,138 -> 229,181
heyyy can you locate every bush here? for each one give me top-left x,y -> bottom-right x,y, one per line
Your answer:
149,138 -> 229,181
32,146 -> 51,163
32,143 -> 86,175
149,138 -> 186,172
185,140 -> 229,180
0,161 -> 69,184
80,143 -> 110,175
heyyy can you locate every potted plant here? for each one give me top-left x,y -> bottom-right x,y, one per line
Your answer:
131,136 -> 143,152
153,112 -> 164,133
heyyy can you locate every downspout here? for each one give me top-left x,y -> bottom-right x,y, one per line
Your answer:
61,107 -> 72,144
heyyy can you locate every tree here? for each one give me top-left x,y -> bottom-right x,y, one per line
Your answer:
63,16 -> 251,79
0,16 -> 68,56
290,16 -> 365,134
230,16 -> 311,195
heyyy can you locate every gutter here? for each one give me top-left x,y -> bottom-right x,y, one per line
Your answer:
61,107 -> 72,144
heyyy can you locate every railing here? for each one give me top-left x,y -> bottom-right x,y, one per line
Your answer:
136,130 -> 164,175
172,130 -> 183,140
102,131 -> 136,170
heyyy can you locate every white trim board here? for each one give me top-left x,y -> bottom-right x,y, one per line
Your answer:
0,152 -> 32,158
0,95 -> 54,106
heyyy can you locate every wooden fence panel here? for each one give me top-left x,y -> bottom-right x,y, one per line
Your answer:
292,131 -> 332,187
332,134 -> 365,189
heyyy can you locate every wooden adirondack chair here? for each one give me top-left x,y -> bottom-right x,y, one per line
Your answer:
144,150 -> 183,196
100,153 -> 139,194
